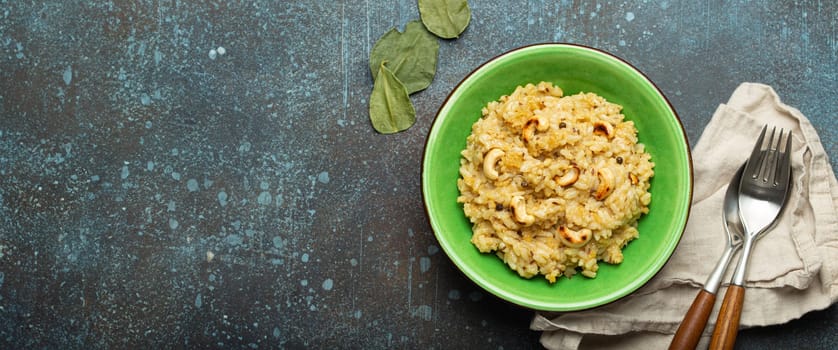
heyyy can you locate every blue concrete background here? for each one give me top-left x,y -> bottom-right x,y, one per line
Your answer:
0,1 -> 835,349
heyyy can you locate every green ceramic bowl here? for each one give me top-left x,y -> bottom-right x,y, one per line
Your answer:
422,43 -> 693,311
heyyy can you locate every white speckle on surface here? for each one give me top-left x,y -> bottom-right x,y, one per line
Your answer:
419,257 -> 431,273
167,200 -> 176,212
195,293 -> 202,308
171,172 -> 181,180
224,234 -> 243,245
273,327 -> 280,338
217,46 -> 226,55
619,40 -> 627,46
257,191 -> 272,205
169,218 -> 179,230
413,305 -> 433,321
147,161 -> 154,171
209,48 -> 217,60
322,278 -> 333,291
206,251 -> 215,262
63,66 -> 72,85
350,258 -> 358,266
218,191 -> 228,206
428,245 -> 439,255
238,141 -> 251,153
301,253 -> 310,263
272,236 -> 283,249
187,179 -> 199,192
353,310 -> 362,319
140,93 -> 151,105
300,279 -> 308,286
448,289 -> 461,300
626,12 -> 635,22
317,171 -> 330,184
260,181 -> 269,190
120,165 -> 130,179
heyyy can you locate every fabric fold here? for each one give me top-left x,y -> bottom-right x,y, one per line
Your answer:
532,83 -> 838,349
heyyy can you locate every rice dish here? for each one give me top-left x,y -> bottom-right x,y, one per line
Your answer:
456,82 -> 654,283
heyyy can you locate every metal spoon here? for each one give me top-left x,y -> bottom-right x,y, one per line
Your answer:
706,164 -> 745,294
669,164 -> 745,350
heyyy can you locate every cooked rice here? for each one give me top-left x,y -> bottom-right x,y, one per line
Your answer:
456,82 -> 654,283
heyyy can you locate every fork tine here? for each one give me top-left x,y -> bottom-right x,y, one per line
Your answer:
746,126 -> 768,179
766,129 -> 784,184
774,130 -> 793,186
784,130 -> 792,152
757,127 -> 776,180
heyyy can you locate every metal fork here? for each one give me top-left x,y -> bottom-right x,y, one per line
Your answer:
709,125 -> 793,350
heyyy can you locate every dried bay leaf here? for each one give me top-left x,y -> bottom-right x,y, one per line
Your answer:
369,20 -> 439,94
369,62 -> 416,134
418,0 -> 471,39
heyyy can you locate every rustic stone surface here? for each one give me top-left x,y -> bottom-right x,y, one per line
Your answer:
0,1 -> 835,348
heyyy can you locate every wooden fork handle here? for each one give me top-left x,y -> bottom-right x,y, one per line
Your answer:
709,285 -> 746,350
669,289 -> 716,350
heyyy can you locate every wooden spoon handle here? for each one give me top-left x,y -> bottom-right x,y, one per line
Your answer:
709,285 -> 746,350
669,289 -> 717,350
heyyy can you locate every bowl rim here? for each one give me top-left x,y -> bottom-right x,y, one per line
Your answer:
421,42 -> 694,311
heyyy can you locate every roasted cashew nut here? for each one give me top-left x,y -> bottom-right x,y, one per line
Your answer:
594,168 -> 615,200
629,173 -> 639,185
558,226 -> 592,248
510,196 -> 535,225
482,148 -> 505,180
593,121 -> 614,138
554,166 -> 580,187
522,116 -> 549,144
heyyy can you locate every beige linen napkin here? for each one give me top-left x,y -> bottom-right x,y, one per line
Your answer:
531,83 -> 838,349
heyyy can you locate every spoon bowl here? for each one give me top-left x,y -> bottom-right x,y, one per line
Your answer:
704,164 -> 745,294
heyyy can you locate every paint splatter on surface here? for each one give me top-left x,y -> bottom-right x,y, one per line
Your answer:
321,278 -> 333,291
0,1 -> 835,349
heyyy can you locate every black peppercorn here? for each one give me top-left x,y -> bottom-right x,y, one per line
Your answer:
559,122 -> 567,128
495,203 -> 504,211
616,156 -> 623,164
